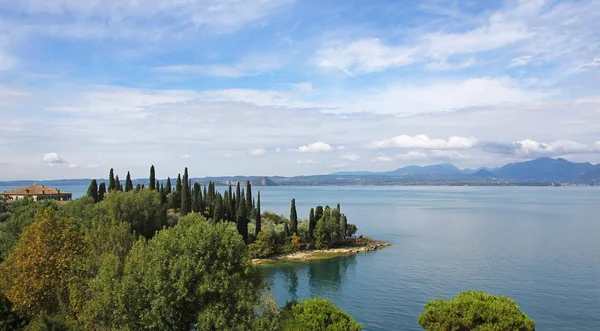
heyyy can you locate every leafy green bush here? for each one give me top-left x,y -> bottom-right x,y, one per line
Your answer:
281,297 -> 362,331
248,231 -> 276,258
418,291 -> 535,330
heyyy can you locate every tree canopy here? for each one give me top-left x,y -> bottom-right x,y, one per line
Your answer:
417,291 -> 536,331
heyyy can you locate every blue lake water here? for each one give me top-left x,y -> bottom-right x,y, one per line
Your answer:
2,185 -> 599,330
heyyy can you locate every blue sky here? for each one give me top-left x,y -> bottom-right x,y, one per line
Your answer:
1,0 -> 600,180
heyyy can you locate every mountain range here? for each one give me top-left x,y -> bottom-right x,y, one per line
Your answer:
1,158 -> 599,187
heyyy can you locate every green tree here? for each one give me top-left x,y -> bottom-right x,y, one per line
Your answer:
192,183 -> 201,213
96,190 -> 167,238
315,206 -> 323,225
236,197 -> 249,242
255,192 -> 262,236
308,208 -> 316,242
125,171 -> 134,192
172,174 -> 182,210
248,231 -> 275,258
290,198 -> 298,235
165,177 -> 172,194
0,210 -> 85,316
281,298 -> 362,331
95,214 -> 264,330
212,193 -> 224,222
417,291 -> 535,331
87,179 -> 99,203
341,214 -> 348,240
115,175 -> 122,192
0,293 -> 28,330
331,206 -> 341,243
108,168 -> 116,192
181,168 -> 191,215
149,165 -> 156,190
98,182 -> 106,202
246,181 -> 253,218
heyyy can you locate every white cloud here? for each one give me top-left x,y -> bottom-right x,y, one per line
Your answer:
249,148 -> 266,156
180,154 -> 191,159
297,141 -> 333,153
395,151 -> 428,161
515,139 -> 591,156
297,159 -> 318,165
317,38 -> 413,74
368,134 -> 477,149
275,148 -> 282,153
222,153 -> 234,158
1,0 -> 296,40
371,156 -> 395,163
155,54 -> 284,77
42,152 -> 67,165
340,153 -> 360,161
344,77 -> 546,115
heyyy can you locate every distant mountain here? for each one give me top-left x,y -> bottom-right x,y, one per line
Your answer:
579,164 -> 600,182
387,163 -> 462,176
472,169 -> 496,177
493,157 -> 595,181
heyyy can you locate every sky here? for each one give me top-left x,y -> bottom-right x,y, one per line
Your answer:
1,0 -> 600,180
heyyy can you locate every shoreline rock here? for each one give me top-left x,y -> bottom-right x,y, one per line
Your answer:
252,240 -> 391,265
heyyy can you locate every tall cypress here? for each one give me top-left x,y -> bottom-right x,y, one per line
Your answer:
173,174 -> 182,210
255,191 -> 262,235
98,182 -> 106,201
309,208 -> 316,241
125,171 -> 133,192
115,175 -> 122,192
213,193 -> 224,222
87,179 -> 99,203
290,198 -> 298,235
108,169 -> 116,192
236,196 -> 248,242
165,177 -> 172,194
149,165 -> 156,190
181,168 -> 191,215
246,181 -> 252,217
135,184 -> 141,192
192,183 -> 200,213
341,214 -> 348,240
315,206 -> 324,222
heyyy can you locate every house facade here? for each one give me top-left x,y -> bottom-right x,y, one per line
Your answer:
1,184 -> 72,203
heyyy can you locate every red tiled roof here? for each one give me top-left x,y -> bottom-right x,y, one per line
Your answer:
1,184 -> 71,196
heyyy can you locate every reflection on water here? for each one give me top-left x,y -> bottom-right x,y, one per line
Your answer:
261,255 -> 357,303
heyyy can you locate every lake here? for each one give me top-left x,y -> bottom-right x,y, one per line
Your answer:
2,185 -> 599,330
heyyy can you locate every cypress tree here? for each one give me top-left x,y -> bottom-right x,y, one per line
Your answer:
149,165 -> 156,190
235,182 -> 241,208
173,174 -> 182,210
309,208 -> 316,241
125,171 -> 133,192
341,214 -> 348,241
108,168 -> 115,192
213,193 -> 224,222
181,168 -> 191,215
98,182 -> 106,201
166,177 -> 172,194
156,180 -> 160,192
331,206 -> 342,243
236,197 -> 248,242
192,183 -> 200,213
115,175 -> 122,192
290,198 -> 298,235
315,206 -> 324,222
141,184 -> 145,190
135,184 -> 141,192
246,181 -> 252,217
255,192 -> 262,235
87,179 -> 99,203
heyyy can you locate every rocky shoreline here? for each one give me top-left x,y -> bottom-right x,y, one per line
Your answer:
252,241 -> 391,265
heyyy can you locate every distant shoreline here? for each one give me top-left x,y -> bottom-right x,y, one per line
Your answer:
252,241 -> 391,265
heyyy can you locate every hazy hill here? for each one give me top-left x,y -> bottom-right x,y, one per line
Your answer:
492,157 -> 594,181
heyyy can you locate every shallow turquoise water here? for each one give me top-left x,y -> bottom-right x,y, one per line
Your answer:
2,185 -> 599,330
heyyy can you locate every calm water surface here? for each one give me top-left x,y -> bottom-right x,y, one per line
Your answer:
2,185 -> 599,330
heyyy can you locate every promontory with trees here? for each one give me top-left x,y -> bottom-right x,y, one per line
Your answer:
0,165 -> 536,330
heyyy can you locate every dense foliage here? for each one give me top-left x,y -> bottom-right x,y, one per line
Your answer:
281,298 -> 362,331
418,291 -> 536,330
